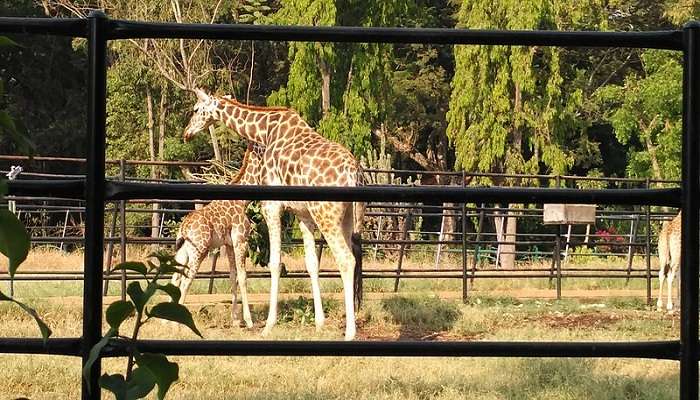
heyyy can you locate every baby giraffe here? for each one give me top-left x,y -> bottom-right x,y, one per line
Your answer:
171,143 -> 264,327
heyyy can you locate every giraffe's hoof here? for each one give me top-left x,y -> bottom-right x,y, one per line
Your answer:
314,318 -> 325,332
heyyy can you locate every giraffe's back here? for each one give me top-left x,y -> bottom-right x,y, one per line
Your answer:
179,200 -> 250,250
266,118 -> 361,188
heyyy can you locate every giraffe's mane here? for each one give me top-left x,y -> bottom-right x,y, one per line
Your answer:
229,142 -> 255,184
217,95 -> 290,113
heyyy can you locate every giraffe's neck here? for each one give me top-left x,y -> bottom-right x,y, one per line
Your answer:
215,97 -> 289,146
229,143 -> 263,187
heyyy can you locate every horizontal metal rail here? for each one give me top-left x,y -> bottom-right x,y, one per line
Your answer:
0,17 -> 86,37
107,19 -> 683,50
7,179 -> 681,205
102,181 -> 682,205
0,338 -> 682,360
101,339 -> 681,359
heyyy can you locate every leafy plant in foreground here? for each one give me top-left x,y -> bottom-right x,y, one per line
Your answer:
0,35 -> 50,344
83,252 -> 202,400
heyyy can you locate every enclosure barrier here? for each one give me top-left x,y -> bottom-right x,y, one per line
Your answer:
0,14 -> 697,400
0,191 -> 679,305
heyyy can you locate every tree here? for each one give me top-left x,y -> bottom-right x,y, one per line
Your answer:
596,50 -> 682,180
267,0 -> 413,156
447,0 -> 585,268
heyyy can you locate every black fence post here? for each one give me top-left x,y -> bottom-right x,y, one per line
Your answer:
680,21 -> 700,400
461,170 -> 468,303
645,177 -> 652,306
119,159 -> 126,301
393,208 -> 412,293
471,204 -> 485,284
82,10 -> 108,400
102,206 -> 118,296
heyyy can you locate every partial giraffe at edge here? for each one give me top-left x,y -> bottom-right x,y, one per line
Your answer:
183,88 -> 365,341
172,143 -> 265,328
657,211 -> 681,312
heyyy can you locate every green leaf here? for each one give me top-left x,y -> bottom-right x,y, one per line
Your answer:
112,261 -> 148,276
0,111 -> 17,133
157,283 -> 181,303
127,281 -> 156,314
99,373 -> 127,400
158,264 -> 186,276
0,36 -> 18,47
105,300 -> 134,331
135,353 -> 179,400
0,209 -> 30,277
82,328 -> 116,394
15,299 -> 52,344
0,291 -> 52,344
0,179 -> 7,198
147,302 -> 202,338
127,367 -> 157,398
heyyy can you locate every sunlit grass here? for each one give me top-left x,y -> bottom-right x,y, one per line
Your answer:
0,292 -> 680,399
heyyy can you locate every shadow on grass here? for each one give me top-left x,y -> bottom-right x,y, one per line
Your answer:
381,295 -> 461,339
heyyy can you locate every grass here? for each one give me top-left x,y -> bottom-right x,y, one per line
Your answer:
0,293 -> 681,399
0,247 -> 682,399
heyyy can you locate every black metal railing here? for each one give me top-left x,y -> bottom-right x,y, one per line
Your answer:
0,13 -> 697,400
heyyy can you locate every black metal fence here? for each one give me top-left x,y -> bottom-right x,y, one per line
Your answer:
0,156 -> 683,304
0,13 -> 697,400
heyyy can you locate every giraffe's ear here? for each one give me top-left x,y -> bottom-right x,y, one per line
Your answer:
194,88 -> 209,101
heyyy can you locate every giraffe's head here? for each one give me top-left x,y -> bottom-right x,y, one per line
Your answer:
184,88 -> 220,141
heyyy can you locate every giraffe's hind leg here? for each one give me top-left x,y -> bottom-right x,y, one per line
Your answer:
298,215 -> 324,331
667,235 -> 682,312
234,236 -> 253,328
261,201 -> 283,337
315,203 -> 357,341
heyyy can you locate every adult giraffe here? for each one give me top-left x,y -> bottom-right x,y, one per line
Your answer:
657,211 -> 681,312
183,89 -> 364,340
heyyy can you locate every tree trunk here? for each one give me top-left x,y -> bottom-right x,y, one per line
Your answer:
319,58 -> 331,115
644,135 -> 662,181
145,88 -> 160,240
498,83 -> 523,269
438,175 -> 457,241
151,90 -> 168,240
209,125 -> 222,161
500,205 -> 518,269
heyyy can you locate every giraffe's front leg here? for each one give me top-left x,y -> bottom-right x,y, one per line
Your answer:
234,239 -> 253,328
667,266 -> 677,313
657,266 -> 666,312
261,201 -> 283,337
225,244 -> 241,325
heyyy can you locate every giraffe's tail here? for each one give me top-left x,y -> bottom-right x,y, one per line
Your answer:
351,177 -> 364,311
174,232 -> 189,268
352,231 -> 363,311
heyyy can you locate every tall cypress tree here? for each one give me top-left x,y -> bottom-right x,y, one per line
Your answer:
267,0 -> 411,156
447,0 -> 582,267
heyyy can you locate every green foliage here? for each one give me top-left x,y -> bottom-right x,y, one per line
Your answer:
0,33 -> 51,345
447,0 -> 583,185
267,0 -> 412,156
595,50 -> 682,180
246,202 -> 270,267
0,208 -> 30,277
84,253 -> 202,399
